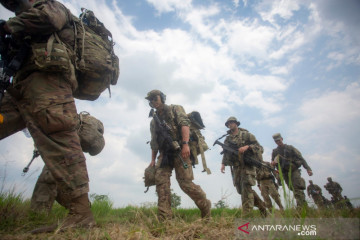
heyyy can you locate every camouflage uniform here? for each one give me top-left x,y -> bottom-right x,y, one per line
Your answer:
150,104 -> 210,220
31,166 -> 57,213
307,182 -> 324,209
0,0 -> 93,231
324,178 -> 343,202
256,162 -> 284,211
271,138 -> 312,208
222,127 -> 267,216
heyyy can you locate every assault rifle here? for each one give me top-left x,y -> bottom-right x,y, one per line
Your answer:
213,139 -> 275,172
149,108 -> 188,169
0,23 -> 31,105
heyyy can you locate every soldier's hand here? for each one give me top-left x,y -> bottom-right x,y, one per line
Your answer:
307,170 -> 313,176
238,145 -> 249,153
271,161 -> 277,166
221,164 -> 225,173
258,184 -> 261,190
181,143 -> 190,159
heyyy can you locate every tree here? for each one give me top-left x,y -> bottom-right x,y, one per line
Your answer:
171,189 -> 181,209
214,199 -> 228,209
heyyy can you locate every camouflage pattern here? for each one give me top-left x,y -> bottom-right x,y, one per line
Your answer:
222,128 -> 266,215
256,162 -> 284,210
324,179 -> 343,202
77,112 -> 105,156
232,165 -> 267,216
307,183 -> 324,208
272,144 -> 311,207
31,166 -> 57,213
225,116 -> 240,127
150,104 -> 210,220
1,0 -> 90,209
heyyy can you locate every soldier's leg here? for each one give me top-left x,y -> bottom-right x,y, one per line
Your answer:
268,182 -> 284,210
31,166 -> 57,213
16,73 -> 93,232
260,181 -> 272,209
155,162 -> 173,221
233,166 -> 242,195
291,170 -> 306,208
313,195 -> 324,209
175,156 -> 211,218
253,190 -> 268,217
241,182 -> 254,216
0,93 -> 25,140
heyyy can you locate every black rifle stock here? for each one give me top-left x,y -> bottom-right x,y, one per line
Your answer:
22,149 -> 40,176
213,139 -> 275,172
149,108 -> 188,169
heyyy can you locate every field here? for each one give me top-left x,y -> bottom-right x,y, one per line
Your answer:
1,189 -> 359,240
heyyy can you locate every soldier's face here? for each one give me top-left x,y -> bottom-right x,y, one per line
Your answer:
227,121 -> 237,130
149,95 -> 162,109
275,138 -> 283,146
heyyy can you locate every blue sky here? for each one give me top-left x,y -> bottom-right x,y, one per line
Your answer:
1,0 -> 359,209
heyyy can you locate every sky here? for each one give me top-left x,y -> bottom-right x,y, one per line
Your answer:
1,0 -> 360,209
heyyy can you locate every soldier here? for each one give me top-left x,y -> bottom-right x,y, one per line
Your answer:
344,196 -> 354,210
324,177 -> 343,202
271,133 -> 313,208
256,161 -> 284,211
220,117 -> 267,217
0,0 -> 94,233
146,90 -> 211,220
31,112 -> 105,214
307,180 -> 324,209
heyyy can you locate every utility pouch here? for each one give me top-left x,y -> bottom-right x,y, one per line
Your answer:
31,34 -> 72,72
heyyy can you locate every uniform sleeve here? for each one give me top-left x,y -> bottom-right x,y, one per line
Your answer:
271,149 -> 277,161
172,105 -> 190,127
290,145 -> 312,171
221,136 -> 230,165
150,119 -> 159,152
6,1 -> 69,36
247,133 -> 263,160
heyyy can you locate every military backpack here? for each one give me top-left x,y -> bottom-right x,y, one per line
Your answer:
71,8 -> 120,100
187,111 -> 211,174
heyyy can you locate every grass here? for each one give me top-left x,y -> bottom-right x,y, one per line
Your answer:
0,188 -> 359,240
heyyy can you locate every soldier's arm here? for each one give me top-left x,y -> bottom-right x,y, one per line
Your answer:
5,1 -> 69,36
247,132 -> 262,152
172,105 -> 191,158
149,120 -> 159,166
291,145 -> 313,174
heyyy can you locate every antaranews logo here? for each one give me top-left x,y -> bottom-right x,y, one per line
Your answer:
238,222 -> 250,234
237,222 -> 317,236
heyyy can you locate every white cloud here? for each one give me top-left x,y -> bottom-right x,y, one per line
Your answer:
146,0 -> 191,13
296,82 -> 360,131
256,0 -> 301,26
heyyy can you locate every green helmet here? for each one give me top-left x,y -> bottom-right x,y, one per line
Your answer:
145,89 -> 166,103
225,116 -> 240,127
272,133 -> 282,141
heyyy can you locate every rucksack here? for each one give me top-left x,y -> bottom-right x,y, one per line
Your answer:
187,111 -> 211,174
71,8 -> 120,101
143,166 -> 156,193
77,111 -> 105,156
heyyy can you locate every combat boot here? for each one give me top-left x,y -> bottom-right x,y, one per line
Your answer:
200,199 -> 211,220
56,193 -> 95,232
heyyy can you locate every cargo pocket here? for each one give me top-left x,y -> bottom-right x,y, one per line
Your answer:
35,102 -> 77,134
294,177 -> 306,190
